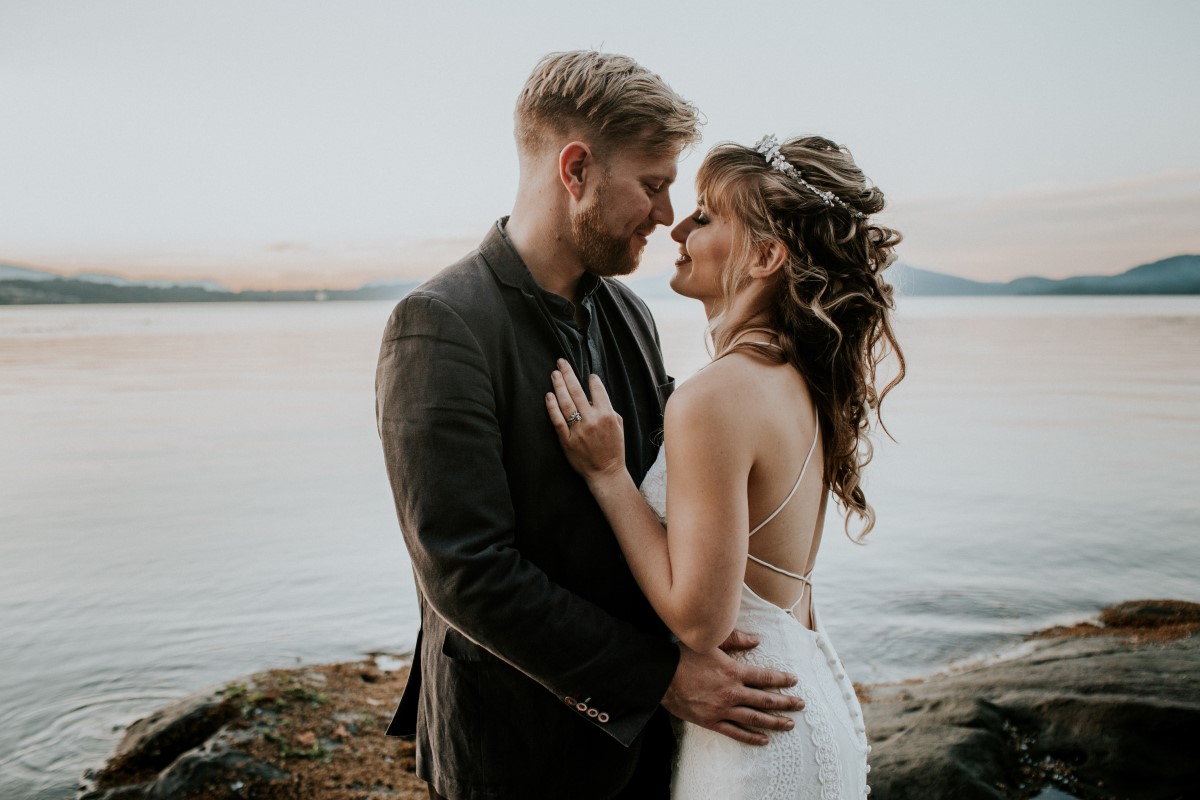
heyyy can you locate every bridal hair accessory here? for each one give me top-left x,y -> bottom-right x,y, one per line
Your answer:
754,135 -> 865,219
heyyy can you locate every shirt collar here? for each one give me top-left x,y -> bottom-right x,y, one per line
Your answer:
491,217 -> 603,306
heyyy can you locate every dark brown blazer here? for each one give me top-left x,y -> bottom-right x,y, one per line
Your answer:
376,220 -> 679,799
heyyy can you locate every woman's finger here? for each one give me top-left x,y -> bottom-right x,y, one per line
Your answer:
556,359 -> 592,415
545,392 -> 571,442
589,373 -> 614,411
550,369 -> 580,422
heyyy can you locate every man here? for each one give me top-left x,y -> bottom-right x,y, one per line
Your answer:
377,51 -> 804,800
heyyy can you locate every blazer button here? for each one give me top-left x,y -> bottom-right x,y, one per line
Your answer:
597,713 -> 609,723
587,708 -> 599,718
564,696 -> 575,706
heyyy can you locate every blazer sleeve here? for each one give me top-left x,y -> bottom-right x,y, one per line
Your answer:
376,292 -> 680,747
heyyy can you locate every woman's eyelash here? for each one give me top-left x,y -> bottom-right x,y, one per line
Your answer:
693,211 -> 709,225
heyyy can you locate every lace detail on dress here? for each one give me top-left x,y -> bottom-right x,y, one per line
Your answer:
641,447 -> 668,525
735,648 -> 841,800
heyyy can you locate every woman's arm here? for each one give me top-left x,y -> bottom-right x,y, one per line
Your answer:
547,360 -> 753,652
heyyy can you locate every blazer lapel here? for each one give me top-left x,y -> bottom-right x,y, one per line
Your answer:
597,281 -> 666,412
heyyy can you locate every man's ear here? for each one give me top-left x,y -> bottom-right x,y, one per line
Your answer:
749,241 -> 789,279
558,141 -> 593,202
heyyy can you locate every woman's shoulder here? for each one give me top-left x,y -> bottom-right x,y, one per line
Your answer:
666,353 -> 776,425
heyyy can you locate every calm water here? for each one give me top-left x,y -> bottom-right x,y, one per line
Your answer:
1,297 -> 1198,799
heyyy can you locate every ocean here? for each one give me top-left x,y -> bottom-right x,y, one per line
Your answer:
1,296 -> 1197,799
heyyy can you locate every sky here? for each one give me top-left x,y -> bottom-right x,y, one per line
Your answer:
2,0 -> 1197,290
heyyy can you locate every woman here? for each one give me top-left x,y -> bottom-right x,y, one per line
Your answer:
546,134 -> 903,799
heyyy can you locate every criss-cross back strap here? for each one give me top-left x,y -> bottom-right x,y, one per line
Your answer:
748,406 -> 820,537
746,556 -> 814,614
746,405 -> 821,616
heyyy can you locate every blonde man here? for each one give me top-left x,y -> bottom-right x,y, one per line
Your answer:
377,51 -> 804,800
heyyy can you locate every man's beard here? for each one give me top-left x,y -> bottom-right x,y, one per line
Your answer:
570,181 -> 642,278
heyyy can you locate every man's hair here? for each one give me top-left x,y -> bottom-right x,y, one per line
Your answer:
515,50 -> 702,157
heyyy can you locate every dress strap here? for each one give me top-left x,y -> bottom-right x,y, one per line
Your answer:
748,406 -> 820,537
743,397 -> 821,620
746,556 -> 813,614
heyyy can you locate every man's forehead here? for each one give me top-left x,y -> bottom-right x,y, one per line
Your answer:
617,148 -> 680,180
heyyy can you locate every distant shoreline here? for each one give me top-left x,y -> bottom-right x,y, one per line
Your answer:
3,254 -> 1198,305
0,278 -> 415,306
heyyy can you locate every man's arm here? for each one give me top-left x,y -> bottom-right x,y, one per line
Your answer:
376,293 -> 679,747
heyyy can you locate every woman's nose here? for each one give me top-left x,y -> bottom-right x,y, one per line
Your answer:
671,217 -> 693,244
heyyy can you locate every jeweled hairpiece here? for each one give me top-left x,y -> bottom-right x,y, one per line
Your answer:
754,134 -> 865,219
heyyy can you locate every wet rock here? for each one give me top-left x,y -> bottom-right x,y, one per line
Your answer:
863,600 -> 1200,799
148,746 -> 290,798
78,783 -> 151,800
81,660 -> 423,799
96,689 -> 238,782
1099,598 -> 1200,631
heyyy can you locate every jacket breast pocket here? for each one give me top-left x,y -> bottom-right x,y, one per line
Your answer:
441,626 -> 492,662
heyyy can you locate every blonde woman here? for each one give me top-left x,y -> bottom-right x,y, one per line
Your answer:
547,135 -> 903,799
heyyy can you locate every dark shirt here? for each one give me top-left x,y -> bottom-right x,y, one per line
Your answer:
495,221 -> 641,444
497,220 -> 611,381
536,272 -> 609,387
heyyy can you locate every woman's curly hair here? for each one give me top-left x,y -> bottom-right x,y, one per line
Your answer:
699,136 -> 904,540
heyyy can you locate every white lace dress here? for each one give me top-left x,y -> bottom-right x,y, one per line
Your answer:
639,446 -> 871,800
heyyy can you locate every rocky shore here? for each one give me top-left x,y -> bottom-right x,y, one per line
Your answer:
861,600 -> 1199,799
80,600 -> 1199,800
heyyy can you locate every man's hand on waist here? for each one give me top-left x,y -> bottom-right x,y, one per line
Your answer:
660,629 -> 805,746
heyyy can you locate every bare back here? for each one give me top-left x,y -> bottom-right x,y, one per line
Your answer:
694,349 -> 826,629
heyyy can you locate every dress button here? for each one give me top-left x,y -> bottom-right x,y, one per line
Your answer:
865,765 -> 871,773
867,745 -> 872,753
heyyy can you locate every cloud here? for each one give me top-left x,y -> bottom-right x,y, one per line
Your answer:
888,171 -> 1200,280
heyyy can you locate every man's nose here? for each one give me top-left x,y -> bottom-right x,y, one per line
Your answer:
652,190 -> 674,228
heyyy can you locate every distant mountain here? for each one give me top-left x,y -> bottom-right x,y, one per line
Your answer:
0,264 -> 59,282
360,277 -> 421,291
0,264 -> 418,305
891,255 -> 1200,296
71,271 -> 229,292
0,263 -> 228,291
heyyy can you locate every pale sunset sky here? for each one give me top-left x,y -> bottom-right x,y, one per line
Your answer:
2,0 -> 1197,290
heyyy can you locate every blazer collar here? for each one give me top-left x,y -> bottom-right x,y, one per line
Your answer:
478,218 -> 602,304
480,217 -> 540,293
